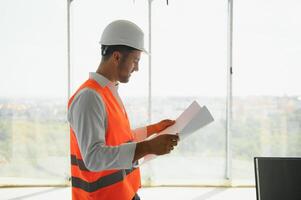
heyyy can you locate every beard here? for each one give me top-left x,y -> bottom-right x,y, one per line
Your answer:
117,63 -> 130,83
119,76 -> 130,83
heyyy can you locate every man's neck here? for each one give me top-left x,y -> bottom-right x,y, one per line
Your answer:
96,63 -> 118,84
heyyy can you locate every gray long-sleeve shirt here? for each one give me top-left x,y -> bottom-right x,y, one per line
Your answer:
67,72 -> 147,172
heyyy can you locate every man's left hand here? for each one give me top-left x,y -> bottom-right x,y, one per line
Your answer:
147,119 -> 175,135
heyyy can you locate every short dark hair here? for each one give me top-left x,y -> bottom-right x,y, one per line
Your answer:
101,45 -> 138,61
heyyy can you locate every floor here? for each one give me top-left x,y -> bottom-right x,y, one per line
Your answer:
0,186 -> 256,200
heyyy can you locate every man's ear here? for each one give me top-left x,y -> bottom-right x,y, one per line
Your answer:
112,51 -> 121,64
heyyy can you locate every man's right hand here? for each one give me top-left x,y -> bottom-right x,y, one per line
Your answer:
147,134 -> 179,155
133,134 -> 179,162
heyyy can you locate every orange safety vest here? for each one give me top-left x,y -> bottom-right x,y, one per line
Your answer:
68,79 -> 141,200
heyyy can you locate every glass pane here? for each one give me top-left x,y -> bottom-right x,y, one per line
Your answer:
0,0 -> 68,185
148,0 -> 227,185
233,0 -> 301,184
71,0 -> 149,98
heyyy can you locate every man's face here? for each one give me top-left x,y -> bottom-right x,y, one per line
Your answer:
117,50 -> 141,83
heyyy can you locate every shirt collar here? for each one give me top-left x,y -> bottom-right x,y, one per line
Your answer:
89,72 -> 119,89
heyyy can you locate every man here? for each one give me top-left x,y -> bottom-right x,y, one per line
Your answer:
67,20 -> 179,200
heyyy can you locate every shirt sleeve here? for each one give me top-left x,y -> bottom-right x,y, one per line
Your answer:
132,127 -> 147,142
67,88 -> 137,172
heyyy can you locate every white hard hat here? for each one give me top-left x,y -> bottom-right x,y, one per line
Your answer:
100,20 -> 148,54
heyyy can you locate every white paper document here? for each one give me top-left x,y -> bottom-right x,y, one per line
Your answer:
137,101 -> 214,166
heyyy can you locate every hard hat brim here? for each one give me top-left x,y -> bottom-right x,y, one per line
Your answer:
142,48 -> 149,55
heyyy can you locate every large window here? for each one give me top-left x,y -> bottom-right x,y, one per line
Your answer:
148,0 -> 227,185
0,0 -> 68,185
1,0 -> 301,187
232,0 -> 301,184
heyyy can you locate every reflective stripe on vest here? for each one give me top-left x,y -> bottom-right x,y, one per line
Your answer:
70,140 -> 135,172
68,79 -> 141,199
71,158 -> 138,193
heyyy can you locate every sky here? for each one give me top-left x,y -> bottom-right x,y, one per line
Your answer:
1,0 -> 301,99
